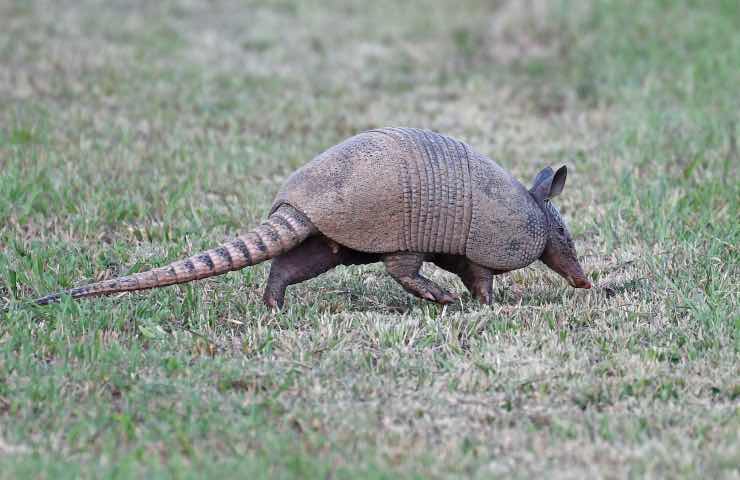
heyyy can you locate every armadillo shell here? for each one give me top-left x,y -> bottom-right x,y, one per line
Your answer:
271,127 -> 546,270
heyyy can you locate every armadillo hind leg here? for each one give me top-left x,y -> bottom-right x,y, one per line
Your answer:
383,253 -> 458,305
263,236 -> 383,308
263,236 -> 345,309
432,255 -> 494,305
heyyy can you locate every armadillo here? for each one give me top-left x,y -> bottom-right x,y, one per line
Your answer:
35,127 -> 591,308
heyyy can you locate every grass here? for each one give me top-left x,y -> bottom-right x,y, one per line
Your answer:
1,0 -> 738,477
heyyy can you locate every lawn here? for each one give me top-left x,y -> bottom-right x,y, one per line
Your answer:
0,0 -> 738,478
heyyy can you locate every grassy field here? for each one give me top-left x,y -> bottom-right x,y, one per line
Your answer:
1,0 -> 738,477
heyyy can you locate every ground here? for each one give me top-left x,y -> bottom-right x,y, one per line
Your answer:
0,0 -> 738,478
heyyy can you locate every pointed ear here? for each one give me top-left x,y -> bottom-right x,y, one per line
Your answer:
532,166 -> 553,189
549,165 -> 567,198
530,166 -> 554,202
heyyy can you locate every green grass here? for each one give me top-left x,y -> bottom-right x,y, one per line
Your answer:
1,0 -> 738,477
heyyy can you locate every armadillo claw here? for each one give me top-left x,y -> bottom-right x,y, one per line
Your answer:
474,290 -> 492,305
419,285 -> 457,305
437,291 -> 459,304
262,291 -> 284,310
424,287 -> 458,305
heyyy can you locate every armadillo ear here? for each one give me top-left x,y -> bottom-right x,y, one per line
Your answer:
549,165 -> 567,198
531,166 -> 554,202
532,167 -> 554,190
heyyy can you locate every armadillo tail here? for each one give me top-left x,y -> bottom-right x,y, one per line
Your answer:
34,204 -> 316,305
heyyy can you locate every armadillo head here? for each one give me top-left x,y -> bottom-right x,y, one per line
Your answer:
530,166 -> 591,289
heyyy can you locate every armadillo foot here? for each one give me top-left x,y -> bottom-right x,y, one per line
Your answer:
469,283 -> 492,305
396,274 -> 458,304
460,265 -> 493,305
262,292 -> 282,310
383,253 -> 458,305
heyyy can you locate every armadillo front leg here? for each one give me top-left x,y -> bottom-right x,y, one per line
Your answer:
383,253 -> 458,304
432,255 -> 494,305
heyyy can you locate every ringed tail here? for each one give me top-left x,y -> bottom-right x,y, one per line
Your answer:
34,205 -> 315,305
